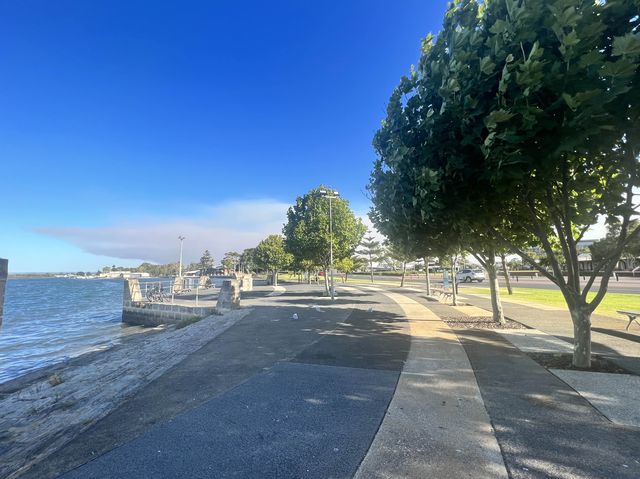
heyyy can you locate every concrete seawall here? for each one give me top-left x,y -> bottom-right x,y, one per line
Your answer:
122,279 -> 219,327
0,258 -> 6,325
123,302 -> 218,327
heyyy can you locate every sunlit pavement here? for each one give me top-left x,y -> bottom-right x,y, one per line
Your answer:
21,282 -> 640,479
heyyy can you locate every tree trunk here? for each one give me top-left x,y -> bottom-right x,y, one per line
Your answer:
323,269 -> 330,296
400,262 -> 406,287
570,305 -> 592,368
370,257 -> 374,283
500,253 -> 513,295
273,270 -> 278,287
345,272 -> 348,283
486,261 -> 505,324
424,257 -> 432,296
450,263 -> 458,306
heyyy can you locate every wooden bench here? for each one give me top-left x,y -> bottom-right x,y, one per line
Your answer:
617,310 -> 640,331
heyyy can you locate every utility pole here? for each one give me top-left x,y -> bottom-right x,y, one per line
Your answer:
319,189 -> 339,300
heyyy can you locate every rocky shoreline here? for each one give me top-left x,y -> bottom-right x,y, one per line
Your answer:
0,308 -> 251,479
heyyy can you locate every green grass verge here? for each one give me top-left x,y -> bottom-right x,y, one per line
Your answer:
461,286 -> 639,319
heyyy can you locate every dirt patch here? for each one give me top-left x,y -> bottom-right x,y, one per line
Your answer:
527,352 -> 634,375
444,316 -> 528,330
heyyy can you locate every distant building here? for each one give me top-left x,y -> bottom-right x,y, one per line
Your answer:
100,271 -> 150,279
577,253 -> 637,272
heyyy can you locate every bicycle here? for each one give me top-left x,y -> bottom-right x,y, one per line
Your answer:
146,285 -> 168,302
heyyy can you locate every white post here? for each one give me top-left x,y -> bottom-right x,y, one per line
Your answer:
196,285 -> 199,306
178,235 -> 185,278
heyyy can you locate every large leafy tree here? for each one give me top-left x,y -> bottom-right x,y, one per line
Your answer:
253,235 -> 293,286
283,186 -> 367,294
370,0 -> 640,367
222,251 -> 241,274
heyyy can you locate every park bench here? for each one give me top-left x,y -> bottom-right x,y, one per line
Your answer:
431,287 -> 454,303
617,310 -> 640,331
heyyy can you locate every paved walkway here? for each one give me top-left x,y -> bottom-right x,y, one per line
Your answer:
15,282 -> 640,479
355,291 -> 506,478
462,292 -> 640,374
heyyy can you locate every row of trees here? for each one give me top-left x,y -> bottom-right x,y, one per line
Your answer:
368,0 -> 640,367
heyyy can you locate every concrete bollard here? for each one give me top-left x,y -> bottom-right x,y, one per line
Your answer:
0,258 -> 7,326
240,274 -> 253,292
216,279 -> 241,310
123,278 -> 143,306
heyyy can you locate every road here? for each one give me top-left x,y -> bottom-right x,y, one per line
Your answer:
348,273 -> 640,294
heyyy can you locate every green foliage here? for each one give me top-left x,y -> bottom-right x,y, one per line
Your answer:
136,262 -> 179,276
368,0 -> 640,366
222,252 -> 241,273
199,250 -> 214,274
283,186 -> 367,268
240,248 -> 256,273
590,220 -> 640,263
254,235 -> 293,273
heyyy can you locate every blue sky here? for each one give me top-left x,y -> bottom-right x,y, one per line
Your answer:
0,1 -> 452,272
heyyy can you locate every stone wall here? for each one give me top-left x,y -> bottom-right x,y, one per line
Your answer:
0,259 -> 7,326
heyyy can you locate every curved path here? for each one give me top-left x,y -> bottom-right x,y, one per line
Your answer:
22,284 -> 410,478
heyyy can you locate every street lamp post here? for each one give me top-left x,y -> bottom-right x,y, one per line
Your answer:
178,235 -> 185,278
319,189 -> 339,301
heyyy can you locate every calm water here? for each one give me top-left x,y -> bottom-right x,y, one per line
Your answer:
0,278 -> 142,384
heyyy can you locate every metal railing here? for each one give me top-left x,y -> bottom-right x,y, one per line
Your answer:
141,276 -> 213,306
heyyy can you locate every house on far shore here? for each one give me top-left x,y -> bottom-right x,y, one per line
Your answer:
577,253 -> 638,273
100,271 -> 150,279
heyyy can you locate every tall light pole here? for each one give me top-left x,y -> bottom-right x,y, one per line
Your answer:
319,189 -> 339,300
178,235 -> 185,278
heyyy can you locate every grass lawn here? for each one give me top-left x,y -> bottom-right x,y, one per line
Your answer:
461,286 -> 639,319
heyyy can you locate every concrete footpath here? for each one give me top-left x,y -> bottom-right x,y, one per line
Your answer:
355,291 -> 507,478
13,282 -> 640,478
462,292 -> 640,374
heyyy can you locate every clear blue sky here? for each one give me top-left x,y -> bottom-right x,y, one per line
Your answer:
0,1 -> 449,272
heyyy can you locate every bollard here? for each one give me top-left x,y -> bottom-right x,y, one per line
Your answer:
0,258 -> 7,326
216,279 -> 241,310
123,279 -> 143,306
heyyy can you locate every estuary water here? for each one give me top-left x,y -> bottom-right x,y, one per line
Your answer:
0,278 -> 145,384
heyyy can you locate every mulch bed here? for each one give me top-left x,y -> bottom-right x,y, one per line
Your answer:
444,316 -> 528,330
527,352 -> 634,375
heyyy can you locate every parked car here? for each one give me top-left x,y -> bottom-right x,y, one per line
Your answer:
455,269 -> 485,283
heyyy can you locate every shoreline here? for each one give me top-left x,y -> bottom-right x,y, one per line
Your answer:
0,307 -> 251,479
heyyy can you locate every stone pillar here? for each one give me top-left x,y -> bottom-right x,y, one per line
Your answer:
198,275 -> 209,288
240,274 -> 253,292
0,258 -> 7,326
216,279 -> 240,310
123,278 -> 143,307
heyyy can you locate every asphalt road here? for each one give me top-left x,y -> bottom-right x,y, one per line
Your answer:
349,273 -> 640,294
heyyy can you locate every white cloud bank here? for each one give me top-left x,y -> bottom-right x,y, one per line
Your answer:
35,199 -> 291,266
